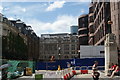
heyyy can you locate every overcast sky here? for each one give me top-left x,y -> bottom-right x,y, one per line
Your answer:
1,1 -> 89,36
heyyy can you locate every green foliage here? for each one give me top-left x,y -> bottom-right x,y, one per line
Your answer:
2,32 -> 28,60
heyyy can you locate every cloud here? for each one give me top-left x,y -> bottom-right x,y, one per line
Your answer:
78,0 -> 90,2
12,6 -> 26,13
25,15 -> 77,36
8,17 -> 16,20
80,9 -> 85,13
0,5 -> 3,13
3,5 -> 26,15
46,1 -> 65,11
2,3 -> 48,18
22,8 -> 26,12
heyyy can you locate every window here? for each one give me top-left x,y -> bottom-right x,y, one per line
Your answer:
100,51 -> 104,54
79,29 -> 88,34
82,18 -> 84,22
44,56 -> 46,58
64,44 -> 69,50
65,52 -> 69,54
72,56 -> 74,58
65,56 -> 69,58
118,2 -> 119,9
114,2 -> 115,10
53,45 -> 57,50
83,24 -> 85,27
71,51 -> 75,54
114,15 -> 116,29
118,14 -> 120,30
71,39 -> 75,42
102,8 -> 103,19
119,35 -> 120,44
71,45 -> 75,50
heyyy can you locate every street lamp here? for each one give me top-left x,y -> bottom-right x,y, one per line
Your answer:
58,47 -> 61,60
107,20 -> 113,33
108,20 -> 113,25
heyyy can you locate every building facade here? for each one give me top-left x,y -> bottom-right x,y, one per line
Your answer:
88,3 -> 94,45
88,1 -> 120,63
88,2 -> 111,46
88,1 -> 120,51
39,33 -> 79,61
78,14 -> 89,58
110,1 -> 120,51
1,13 -> 39,61
2,17 -> 28,60
70,26 -> 78,35
78,14 -> 89,45
10,20 -> 40,61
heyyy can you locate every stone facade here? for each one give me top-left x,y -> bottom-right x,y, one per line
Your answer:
105,33 -> 118,75
39,33 -> 79,61
110,1 -> 120,52
1,14 -> 39,61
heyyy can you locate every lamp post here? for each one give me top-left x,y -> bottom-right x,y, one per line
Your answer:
58,47 -> 61,60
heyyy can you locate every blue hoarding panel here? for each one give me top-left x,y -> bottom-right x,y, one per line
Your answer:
36,58 -> 105,70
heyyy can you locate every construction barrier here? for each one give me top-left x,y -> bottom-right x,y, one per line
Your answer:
36,66 -> 105,79
59,66 -> 105,79
48,67 -> 74,80
36,58 -> 105,70
54,66 -> 105,79
61,67 -> 73,80
66,66 -> 105,75
80,66 -> 88,74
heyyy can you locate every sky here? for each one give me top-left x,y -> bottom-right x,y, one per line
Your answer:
1,1 -> 90,37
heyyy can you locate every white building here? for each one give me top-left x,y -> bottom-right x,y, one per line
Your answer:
80,46 -> 104,58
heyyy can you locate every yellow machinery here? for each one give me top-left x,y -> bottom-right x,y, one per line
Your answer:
26,67 -> 32,76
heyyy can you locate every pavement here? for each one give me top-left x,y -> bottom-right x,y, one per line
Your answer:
12,70 -> 61,80
12,70 -> 120,80
71,70 -> 120,80
12,74 -> 35,80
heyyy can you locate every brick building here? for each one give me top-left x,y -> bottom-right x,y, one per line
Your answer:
89,2 -> 111,46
